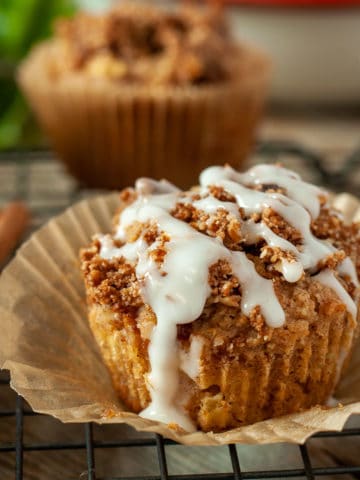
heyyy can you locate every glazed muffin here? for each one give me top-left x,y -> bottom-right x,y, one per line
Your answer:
80,164 -> 359,432
18,2 -> 270,189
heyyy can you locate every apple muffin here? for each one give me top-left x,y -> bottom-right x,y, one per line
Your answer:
80,164 -> 359,432
18,2 -> 269,189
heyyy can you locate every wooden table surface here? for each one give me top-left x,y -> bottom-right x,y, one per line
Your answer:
1,108 -> 360,479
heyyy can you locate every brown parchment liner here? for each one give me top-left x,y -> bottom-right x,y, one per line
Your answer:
1,192 -> 360,446
17,41 -> 270,189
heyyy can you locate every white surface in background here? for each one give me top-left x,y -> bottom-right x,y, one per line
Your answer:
229,7 -> 360,104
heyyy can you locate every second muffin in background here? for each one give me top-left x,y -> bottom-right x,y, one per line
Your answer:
18,2 -> 270,189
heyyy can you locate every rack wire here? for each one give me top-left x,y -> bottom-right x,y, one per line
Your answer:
1,145 -> 360,480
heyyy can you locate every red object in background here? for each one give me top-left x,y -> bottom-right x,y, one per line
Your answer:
223,0 -> 360,6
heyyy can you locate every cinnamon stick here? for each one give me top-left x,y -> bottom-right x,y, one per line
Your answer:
0,202 -> 30,265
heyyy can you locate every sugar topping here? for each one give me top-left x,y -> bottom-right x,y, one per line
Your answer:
98,164 -> 359,431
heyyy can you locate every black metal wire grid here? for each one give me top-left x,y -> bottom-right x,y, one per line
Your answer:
1,145 -> 360,480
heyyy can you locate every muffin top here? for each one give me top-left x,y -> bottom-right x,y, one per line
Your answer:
81,164 -> 359,430
83,163 -> 359,326
50,2 -> 242,85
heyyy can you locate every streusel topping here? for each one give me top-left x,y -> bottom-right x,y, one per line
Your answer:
52,3 -> 240,86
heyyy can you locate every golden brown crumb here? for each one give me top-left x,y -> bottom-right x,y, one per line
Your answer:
318,250 -> 346,271
171,199 -> 243,249
80,242 -> 142,312
262,207 -> 302,245
312,207 -> 360,278
208,185 -> 237,204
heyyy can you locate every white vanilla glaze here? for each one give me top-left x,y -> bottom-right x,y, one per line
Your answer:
315,268 -> 358,386
135,177 -> 180,195
179,336 -> 204,381
200,164 -> 323,218
314,269 -> 357,319
338,257 -> 359,287
200,167 -> 335,282
99,165 -> 359,431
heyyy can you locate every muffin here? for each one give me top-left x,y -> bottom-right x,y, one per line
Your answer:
80,164 -> 359,432
18,2 -> 270,189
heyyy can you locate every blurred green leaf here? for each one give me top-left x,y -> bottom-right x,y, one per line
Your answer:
0,0 -> 76,150
0,0 -> 75,60
0,77 -> 17,112
0,93 -> 27,149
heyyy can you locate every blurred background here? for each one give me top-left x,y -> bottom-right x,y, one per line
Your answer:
0,0 -> 75,150
1,2 -> 360,479
1,0 -> 360,151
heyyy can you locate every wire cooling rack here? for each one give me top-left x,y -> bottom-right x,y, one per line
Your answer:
1,145 -> 360,480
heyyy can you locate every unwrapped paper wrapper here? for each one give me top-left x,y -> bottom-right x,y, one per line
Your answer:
1,192 -> 360,446
18,42 -> 270,189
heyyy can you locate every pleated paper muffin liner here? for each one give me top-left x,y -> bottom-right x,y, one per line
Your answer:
0,192 -> 360,446
18,42 -> 270,190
